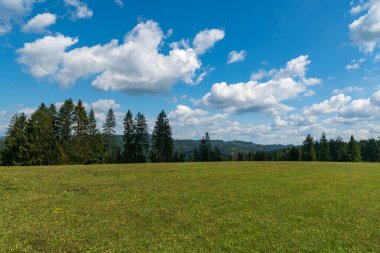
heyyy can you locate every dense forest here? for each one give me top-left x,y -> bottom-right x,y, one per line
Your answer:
1,99 -> 380,165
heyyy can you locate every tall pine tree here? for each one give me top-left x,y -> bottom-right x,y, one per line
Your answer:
1,113 -> 29,165
73,100 -> 89,164
123,110 -> 135,163
301,134 -> 316,161
134,113 -> 150,163
347,135 -> 361,162
151,110 -> 173,163
102,108 -> 118,163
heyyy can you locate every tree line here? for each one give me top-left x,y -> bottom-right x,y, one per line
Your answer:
0,99 -> 174,165
215,133 -> 379,162
1,99 -> 380,165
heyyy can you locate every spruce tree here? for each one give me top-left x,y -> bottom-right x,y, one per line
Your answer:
27,103 -> 58,165
123,110 -> 135,163
87,108 -> 104,163
301,134 -> 316,161
151,110 -> 173,162
1,113 -> 29,165
318,132 -> 330,161
134,112 -> 149,163
73,100 -> 89,163
347,135 -> 361,162
198,132 -> 212,162
57,99 -> 75,163
102,108 -> 117,163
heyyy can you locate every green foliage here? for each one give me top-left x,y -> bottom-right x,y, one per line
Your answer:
1,113 -> 29,165
102,109 -> 119,163
317,132 -> 330,161
301,134 -> 316,161
347,135 -> 361,162
133,112 -> 149,163
27,103 -> 60,165
151,110 -> 173,162
123,110 -> 135,163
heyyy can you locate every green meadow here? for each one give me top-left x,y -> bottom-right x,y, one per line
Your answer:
0,162 -> 379,252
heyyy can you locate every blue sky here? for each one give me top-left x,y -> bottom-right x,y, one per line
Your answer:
1,0 -> 380,144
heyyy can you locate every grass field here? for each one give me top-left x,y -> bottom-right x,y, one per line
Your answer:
0,162 -> 379,252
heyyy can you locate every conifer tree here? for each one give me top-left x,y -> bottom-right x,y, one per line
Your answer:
134,112 -> 150,163
301,134 -> 316,161
73,100 -> 89,163
27,103 -> 58,165
102,108 -> 117,163
1,113 -> 29,165
347,135 -> 361,162
151,110 -> 173,162
87,108 -> 104,163
123,110 -> 135,163
288,146 -> 300,161
198,132 -> 212,162
57,99 -> 75,162
317,132 -> 330,161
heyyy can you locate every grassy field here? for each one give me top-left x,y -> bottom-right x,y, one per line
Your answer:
0,162 -> 379,252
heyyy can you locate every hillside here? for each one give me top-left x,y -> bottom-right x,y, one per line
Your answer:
111,135 -> 291,155
0,135 -> 291,155
173,139 -> 292,156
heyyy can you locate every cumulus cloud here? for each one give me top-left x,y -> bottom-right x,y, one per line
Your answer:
17,20 -> 224,94
192,28 -> 225,55
91,99 -> 121,112
64,0 -> 93,19
227,50 -> 247,64
349,0 -> 380,53
302,91 -> 380,123
0,0 -> 41,34
22,12 -> 56,33
199,55 -> 321,115
17,34 -> 78,78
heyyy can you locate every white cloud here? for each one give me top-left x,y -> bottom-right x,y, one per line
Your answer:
17,20 -> 224,94
345,58 -> 366,70
349,0 -> 380,53
304,90 -> 316,97
199,55 -> 321,115
332,86 -> 364,94
17,34 -> 78,78
64,0 -> 93,19
227,50 -> 247,64
250,70 -> 267,81
22,12 -> 56,33
91,99 -> 121,112
346,63 -> 360,70
0,0 -> 41,34
303,91 -> 380,123
192,28 -> 225,55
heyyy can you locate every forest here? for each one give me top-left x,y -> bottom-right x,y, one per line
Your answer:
1,99 -> 380,165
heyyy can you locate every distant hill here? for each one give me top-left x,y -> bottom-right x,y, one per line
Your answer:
0,135 -> 292,156
112,135 -> 292,156
173,139 -> 292,156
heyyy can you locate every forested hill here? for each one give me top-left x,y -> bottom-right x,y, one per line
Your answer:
0,135 -> 291,157
109,135 -> 292,156
173,139 -> 292,156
